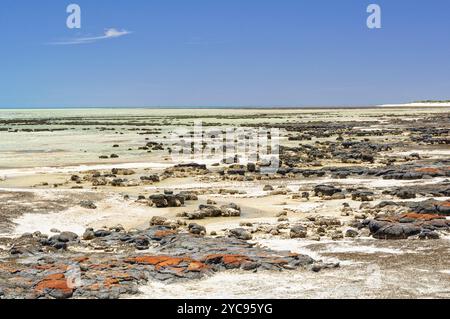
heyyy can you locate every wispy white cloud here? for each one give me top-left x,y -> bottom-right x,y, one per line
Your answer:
48,28 -> 131,45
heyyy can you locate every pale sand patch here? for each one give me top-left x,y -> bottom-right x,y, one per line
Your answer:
254,237 -> 334,262
0,174 -> 69,188
11,195 -> 160,235
0,187 -> 95,199
323,243 -> 416,255
132,270 -> 332,299
254,236 -> 415,256
133,265 -> 450,299
0,162 -> 173,179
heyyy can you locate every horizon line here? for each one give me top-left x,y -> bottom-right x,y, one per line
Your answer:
0,104 -> 385,110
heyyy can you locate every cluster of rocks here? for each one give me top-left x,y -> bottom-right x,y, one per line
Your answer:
147,191 -> 198,208
178,161 -> 449,187
216,161 -> 279,176
354,199 -> 450,240
222,159 -> 450,181
363,213 -> 449,240
178,203 -> 241,220
409,127 -> 450,145
314,185 -> 343,198
276,117 -> 449,164
298,182 -> 449,205
383,182 -> 450,199
374,199 -> 450,216
139,174 -> 161,183
312,185 -> 374,201
163,163 -> 210,178
333,140 -> 391,163
138,141 -> 165,152
279,137 -> 392,166
69,168 -> 167,189
0,223 -> 334,299
228,213 -> 349,242
233,198 -> 450,242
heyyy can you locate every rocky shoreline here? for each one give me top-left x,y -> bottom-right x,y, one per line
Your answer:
0,107 -> 449,299
0,223 -> 336,299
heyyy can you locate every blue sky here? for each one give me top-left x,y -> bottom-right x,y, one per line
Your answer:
1,0 -> 449,108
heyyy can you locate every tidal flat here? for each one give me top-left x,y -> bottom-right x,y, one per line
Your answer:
0,107 -> 449,299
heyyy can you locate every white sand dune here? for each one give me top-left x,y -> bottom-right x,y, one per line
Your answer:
379,102 -> 450,107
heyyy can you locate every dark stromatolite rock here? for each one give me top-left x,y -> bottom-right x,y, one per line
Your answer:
395,190 -> 417,199
188,223 -> 206,235
290,164 -> 450,181
149,192 -> 197,208
140,174 -> 160,182
94,230 -> 112,238
383,182 -> 450,199
351,190 -> 374,201
373,199 -> 450,216
149,216 -> 168,226
314,185 -> 342,197
165,195 -> 183,207
181,203 -> 241,220
229,228 -> 252,240
80,200 -> 97,209
290,225 -> 307,239
164,163 -> 208,175
418,230 -> 440,240
371,222 -> 421,240
178,191 -> 198,201
149,194 -> 168,208
345,229 -> 359,238
406,199 -> 450,216
364,211 -> 449,240
83,229 -> 95,240
56,232 -> 79,243
247,162 -> 256,172
110,178 -> 125,187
